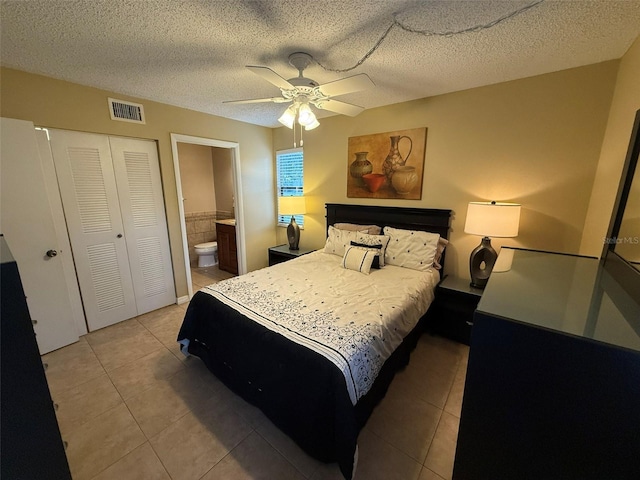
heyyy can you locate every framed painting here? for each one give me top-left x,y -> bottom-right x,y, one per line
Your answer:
347,127 -> 427,199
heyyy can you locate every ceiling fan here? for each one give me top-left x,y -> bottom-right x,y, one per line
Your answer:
224,52 -> 375,130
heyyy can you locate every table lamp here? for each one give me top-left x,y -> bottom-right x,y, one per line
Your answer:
464,201 -> 521,288
279,196 -> 306,250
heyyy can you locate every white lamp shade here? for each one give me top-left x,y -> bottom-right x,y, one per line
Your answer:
464,202 -> 521,237
278,105 -> 296,128
304,118 -> 320,130
297,103 -> 316,126
279,196 -> 306,216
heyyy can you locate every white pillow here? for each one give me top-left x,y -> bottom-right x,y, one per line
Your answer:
383,226 -> 441,271
354,232 -> 391,267
342,246 -> 376,275
324,226 -> 365,257
334,223 -> 382,235
433,237 -> 449,270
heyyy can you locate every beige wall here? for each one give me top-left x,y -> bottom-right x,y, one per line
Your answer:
580,35 -> 640,257
177,143 -> 216,214
274,61 -> 619,279
0,67 -> 276,299
212,147 -> 235,215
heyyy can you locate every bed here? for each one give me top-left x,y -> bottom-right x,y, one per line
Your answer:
177,203 -> 451,479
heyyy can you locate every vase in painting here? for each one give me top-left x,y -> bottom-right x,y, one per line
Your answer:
391,166 -> 418,195
382,135 -> 413,181
349,151 -> 373,186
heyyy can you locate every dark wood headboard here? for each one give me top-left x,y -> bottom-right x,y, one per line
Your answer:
325,203 -> 452,274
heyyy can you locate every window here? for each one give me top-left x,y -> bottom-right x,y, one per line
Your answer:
276,148 -> 304,227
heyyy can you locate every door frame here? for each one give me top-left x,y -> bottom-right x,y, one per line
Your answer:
170,134 -> 245,299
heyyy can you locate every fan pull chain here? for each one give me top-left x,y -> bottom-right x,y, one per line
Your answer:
293,118 -> 297,148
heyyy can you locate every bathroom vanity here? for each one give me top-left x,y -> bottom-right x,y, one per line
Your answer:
216,219 -> 237,275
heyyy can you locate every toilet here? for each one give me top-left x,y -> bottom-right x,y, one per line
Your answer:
194,241 -> 218,267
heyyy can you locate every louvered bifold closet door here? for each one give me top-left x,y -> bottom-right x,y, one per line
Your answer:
49,130 -> 137,331
109,137 -> 175,315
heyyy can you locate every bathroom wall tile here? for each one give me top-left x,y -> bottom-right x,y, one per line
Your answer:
188,232 -> 205,245
195,220 -> 210,233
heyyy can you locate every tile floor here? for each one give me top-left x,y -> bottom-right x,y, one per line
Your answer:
43,266 -> 469,480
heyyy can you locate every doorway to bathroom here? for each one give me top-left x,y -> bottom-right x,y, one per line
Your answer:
170,134 -> 245,298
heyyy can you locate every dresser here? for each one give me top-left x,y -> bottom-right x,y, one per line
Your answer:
453,248 -> 640,480
453,248 -> 640,479
0,236 -> 72,479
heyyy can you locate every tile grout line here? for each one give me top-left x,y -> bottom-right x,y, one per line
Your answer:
252,427 -> 316,479
81,317 -> 179,479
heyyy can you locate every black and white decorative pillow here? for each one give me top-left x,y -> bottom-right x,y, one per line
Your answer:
342,246 -> 377,274
350,241 -> 382,269
383,226 -> 440,271
354,232 -> 391,267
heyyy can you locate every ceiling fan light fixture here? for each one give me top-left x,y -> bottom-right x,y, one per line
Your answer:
304,118 -> 320,130
278,105 -> 296,128
297,103 -> 316,126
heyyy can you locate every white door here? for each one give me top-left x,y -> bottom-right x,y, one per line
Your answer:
35,130 -> 88,337
0,118 -> 79,353
109,137 -> 176,314
49,129 -> 138,331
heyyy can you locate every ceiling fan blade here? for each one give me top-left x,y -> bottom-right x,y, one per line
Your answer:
247,65 -> 295,90
317,99 -> 364,117
318,73 -> 375,97
223,97 -> 290,105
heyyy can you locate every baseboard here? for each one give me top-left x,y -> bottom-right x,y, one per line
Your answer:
177,295 -> 190,305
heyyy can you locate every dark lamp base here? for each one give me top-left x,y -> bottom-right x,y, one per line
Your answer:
287,216 -> 300,250
469,237 -> 497,289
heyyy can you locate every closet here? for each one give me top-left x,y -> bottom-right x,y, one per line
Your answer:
49,130 -> 176,332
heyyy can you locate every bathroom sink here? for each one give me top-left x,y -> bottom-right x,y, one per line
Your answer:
216,218 -> 236,226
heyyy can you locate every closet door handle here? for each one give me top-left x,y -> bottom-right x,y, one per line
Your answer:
46,249 -> 58,257
117,234 -> 123,238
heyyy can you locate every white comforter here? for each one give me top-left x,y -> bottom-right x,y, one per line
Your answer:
201,250 -> 440,404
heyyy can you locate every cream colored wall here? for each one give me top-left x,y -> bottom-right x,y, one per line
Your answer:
212,147 -> 235,215
580,35 -> 640,257
177,143 -> 216,214
0,67 -> 276,299
274,61 -> 619,280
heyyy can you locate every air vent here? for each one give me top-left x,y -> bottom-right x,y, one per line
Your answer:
108,98 -> 146,124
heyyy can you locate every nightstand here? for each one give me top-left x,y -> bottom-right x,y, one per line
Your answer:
268,244 -> 316,266
428,275 -> 483,345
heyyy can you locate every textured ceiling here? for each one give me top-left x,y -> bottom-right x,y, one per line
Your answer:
1,0 -> 639,128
